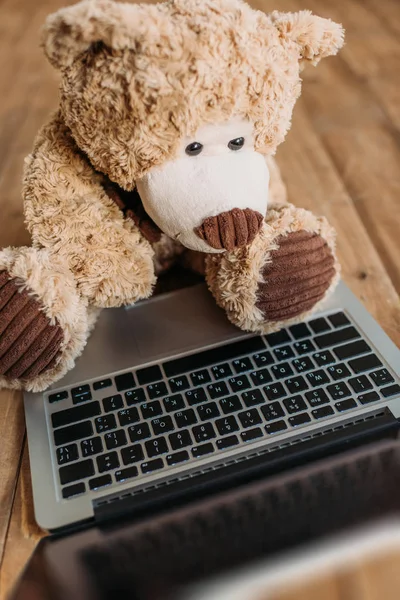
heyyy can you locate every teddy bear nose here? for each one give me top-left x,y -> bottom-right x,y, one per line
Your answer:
194,208 -> 263,252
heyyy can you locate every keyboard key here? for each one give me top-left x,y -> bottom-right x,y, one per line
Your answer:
136,365 -> 162,385
313,351 -> 335,367
197,402 -> 220,421
312,405 -> 334,419
175,409 -> 197,428
141,401 -> 163,419
349,354 -> 382,374
103,394 -> 123,413
212,363 -> 233,379
334,340 -> 371,360
164,337 -> 265,377
167,450 -> 189,466
115,466 -> 138,482
335,399 -> 357,412
327,382 -> 351,401
271,362 -> 294,379
49,390 -> 68,403
169,429 -> 192,450
294,340 -> 316,355
163,394 -> 185,412
305,389 -> 330,407
142,458 -> 164,473
105,430 -> 127,450
289,413 -> 311,427
216,415 -> 239,435
289,323 -> 311,339
242,389 -> 264,407
89,475 -> 112,491
309,317 -> 331,334
253,351 -> 274,367
121,444 -> 144,465
54,421 -> 93,446
93,378 -> 112,391
274,346 -> 295,361
328,312 -> 350,328
62,482 -> 85,499
192,443 -> 215,458
208,381 -> 229,399
229,374 -> 251,392
145,437 -> 168,457
241,427 -> 263,442
51,401 -> 101,429
220,395 -> 242,414
59,459 -> 94,485
185,388 -> 207,405
147,382 -> 168,399
348,376 -> 373,394
56,444 -> 79,465
266,330 -> 291,346
265,420 -> 287,434
152,415 -> 174,435
95,414 -> 117,434
97,452 -> 120,472
114,372 -> 135,391
381,384 -> 400,398
315,326 -> 360,350
190,370 -> 211,386
169,376 -> 190,393
118,407 -> 140,426
327,363 -> 351,380
71,385 -> 92,404
261,402 -> 285,421
238,408 -> 262,428
306,370 -> 330,387
217,435 -> 239,450
232,358 -> 253,373
128,423 -> 151,442
292,357 -> 314,373
125,388 -> 146,405
263,383 -> 286,401
283,395 -> 307,414
359,391 -> 380,405
370,369 -> 395,387
285,376 -> 308,394
250,368 -> 272,386
193,423 -> 216,443
81,437 -> 103,457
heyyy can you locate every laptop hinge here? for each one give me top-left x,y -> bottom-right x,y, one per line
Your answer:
93,409 -> 399,524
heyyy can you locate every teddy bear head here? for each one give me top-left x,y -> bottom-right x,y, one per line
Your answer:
42,0 -> 343,252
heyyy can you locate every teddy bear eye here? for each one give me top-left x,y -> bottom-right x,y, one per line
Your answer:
185,142 -> 203,156
228,137 -> 245,150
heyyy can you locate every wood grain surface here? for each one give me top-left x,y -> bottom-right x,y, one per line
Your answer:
0,0 -> 399,598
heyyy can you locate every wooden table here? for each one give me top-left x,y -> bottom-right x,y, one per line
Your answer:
0,0 -> 399,597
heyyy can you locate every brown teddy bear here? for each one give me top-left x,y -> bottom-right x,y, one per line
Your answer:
0,0 -> 344,392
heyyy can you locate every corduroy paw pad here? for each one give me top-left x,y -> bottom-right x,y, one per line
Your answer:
0,271 -> 64,381
256,230 -> 335,321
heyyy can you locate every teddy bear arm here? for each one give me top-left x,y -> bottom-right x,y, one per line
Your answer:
23,113 -> 156,308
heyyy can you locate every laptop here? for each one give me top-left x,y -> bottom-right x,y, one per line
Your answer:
24,280 -> 400,532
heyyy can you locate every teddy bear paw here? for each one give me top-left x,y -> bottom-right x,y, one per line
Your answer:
0,270 -> 64,384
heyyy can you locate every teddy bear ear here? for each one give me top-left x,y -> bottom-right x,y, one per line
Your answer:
41,0 -> 136,69
270,10 -> 344,66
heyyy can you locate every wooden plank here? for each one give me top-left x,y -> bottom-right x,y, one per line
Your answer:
0,444 -> 42,600
275,102 -> 400,346
0,392 -> 25,573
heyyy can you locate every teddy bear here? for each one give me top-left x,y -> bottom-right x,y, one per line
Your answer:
0,0 -> 344,392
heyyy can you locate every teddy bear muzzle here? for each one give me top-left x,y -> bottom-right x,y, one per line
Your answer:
194,208 -> 263,251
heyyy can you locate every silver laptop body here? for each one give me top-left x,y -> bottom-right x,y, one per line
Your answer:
24,281 -> 400,531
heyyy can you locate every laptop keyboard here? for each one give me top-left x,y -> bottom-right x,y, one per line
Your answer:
47,312 -> 400,501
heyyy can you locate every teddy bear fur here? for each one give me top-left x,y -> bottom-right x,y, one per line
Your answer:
0,0 -> 344,392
